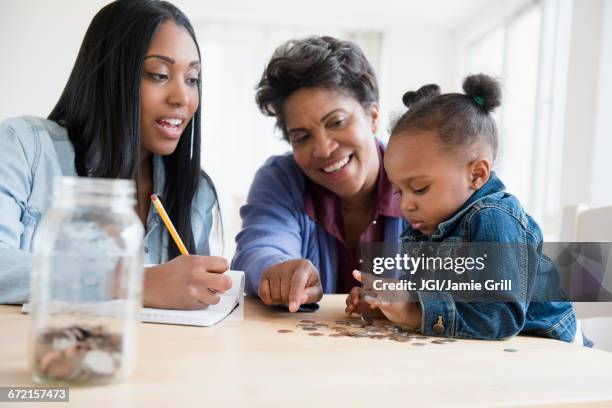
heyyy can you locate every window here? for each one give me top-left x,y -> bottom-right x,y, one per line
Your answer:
465,0 -> 573,235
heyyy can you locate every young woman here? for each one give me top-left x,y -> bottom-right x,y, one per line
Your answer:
0,0 -> 231,309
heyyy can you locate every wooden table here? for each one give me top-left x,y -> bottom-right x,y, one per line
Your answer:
1,296 -> 612,407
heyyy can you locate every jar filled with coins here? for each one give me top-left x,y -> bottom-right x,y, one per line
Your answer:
29,177 -> 144,385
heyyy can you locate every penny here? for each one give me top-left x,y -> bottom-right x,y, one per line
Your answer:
391,336 -> 410,342
412,342 -> 426,346
308,333 -> 325,337
300,320 -> 315,324
302,326 -> 317,331
277,329 -> 293,334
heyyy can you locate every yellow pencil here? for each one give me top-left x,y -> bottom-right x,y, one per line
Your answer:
150,194 -> 218,295
150,194 -> 189,255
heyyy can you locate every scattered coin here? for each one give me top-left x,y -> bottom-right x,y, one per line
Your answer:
360,311 -> 373,325
503,348 -> 519,353
276,318 -> 461,348
391,336 -> 410,342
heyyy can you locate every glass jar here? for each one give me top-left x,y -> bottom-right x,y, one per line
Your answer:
29,177 -> 144,385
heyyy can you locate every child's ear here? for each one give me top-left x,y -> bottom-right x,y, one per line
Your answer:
368,102 -> 379,134
469,157 -> 491,190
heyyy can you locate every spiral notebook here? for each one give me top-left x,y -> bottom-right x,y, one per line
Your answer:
22,270 -> 245,327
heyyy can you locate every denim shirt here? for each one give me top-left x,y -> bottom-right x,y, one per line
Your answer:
401,172 -> 576,342
0,116 -> 216,304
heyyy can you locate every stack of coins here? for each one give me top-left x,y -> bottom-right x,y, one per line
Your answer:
34,325 -> 122,383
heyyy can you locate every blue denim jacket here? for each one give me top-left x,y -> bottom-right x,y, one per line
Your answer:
0,116 -> 216,304
401,172 -> 577,342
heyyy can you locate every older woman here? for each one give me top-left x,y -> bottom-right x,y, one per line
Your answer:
232,36 -> 405,312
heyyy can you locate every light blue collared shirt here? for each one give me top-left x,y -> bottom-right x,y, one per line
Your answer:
0,116 -> 216,304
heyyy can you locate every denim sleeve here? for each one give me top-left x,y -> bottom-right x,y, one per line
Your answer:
418,207 -> 530,339
0,120 -> 35,304
231,160 -> 303,296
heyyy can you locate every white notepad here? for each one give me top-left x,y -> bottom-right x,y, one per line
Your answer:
22,270 -> 245,327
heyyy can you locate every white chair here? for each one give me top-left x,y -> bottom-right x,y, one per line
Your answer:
560,204 -> 612,351
560,204 -> 612,241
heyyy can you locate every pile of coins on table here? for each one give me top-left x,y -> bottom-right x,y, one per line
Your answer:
33,325 -> 122,383
276,317 -> 459,346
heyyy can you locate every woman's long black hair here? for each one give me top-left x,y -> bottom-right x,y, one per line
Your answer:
49,0 -> 219,260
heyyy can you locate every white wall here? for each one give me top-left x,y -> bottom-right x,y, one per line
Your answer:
378,26 -> 456,142
0,0 -> 111,120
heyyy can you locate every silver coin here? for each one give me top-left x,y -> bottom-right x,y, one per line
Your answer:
360,311 -> 373,325
302,326 -> 317,331
81,350 -> 116,377
503,348 -> 519,353
412,342 -> 426,346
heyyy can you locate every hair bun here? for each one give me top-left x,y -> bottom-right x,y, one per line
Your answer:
402,84 -> 440,107
462,74 -> 501,113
